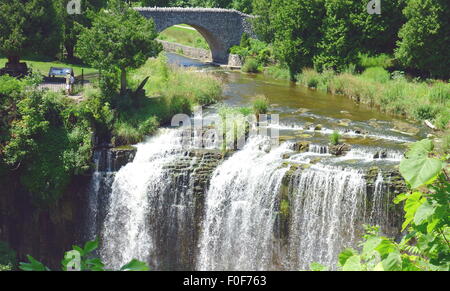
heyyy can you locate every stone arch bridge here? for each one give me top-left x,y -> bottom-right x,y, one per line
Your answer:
135,7 -> 254,64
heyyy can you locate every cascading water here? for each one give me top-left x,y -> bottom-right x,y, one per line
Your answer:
98,128 -> 223,270
286,165 -> 400,270
197,137 -> 292,271
100,129 -> 187,269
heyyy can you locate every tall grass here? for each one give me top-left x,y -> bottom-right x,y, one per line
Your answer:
296,67 -> 450,129
130,54 -> 222,107
109,53 -> 223,145
358,53 -> 393,69
242,57 -> 260,73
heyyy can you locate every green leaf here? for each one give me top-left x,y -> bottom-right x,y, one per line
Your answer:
393,193 -> 409,204
373,262 -> 384,271
338,248 -> 357,266
426,218 -> 440,233
376,239 -> 397,258
382,251 -> 402,271
405,139 -> 433,158
309,262 -> 329,271
342,255 -> 362,271
120,259 -> 150,271
414,200 -> 435,225
399,156 -> 443,188
402,192 -> 425,230
19,255 -> 49,271
83,240 -> 98,254
362,237 -> 382,256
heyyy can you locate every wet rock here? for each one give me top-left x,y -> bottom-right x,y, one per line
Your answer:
309,157 -> 322,164
353,127 -> 369,135
339,119 -> 351,127
392,120 -> 420,135
109,146 -> 137,171
373,151 -> 387,159
291,141 -> 310,152
294,108 -> 310,114
329,143 -> 351,156
297,133 -> 312,139
314,124 -> 323,131
282,152 -> 297,159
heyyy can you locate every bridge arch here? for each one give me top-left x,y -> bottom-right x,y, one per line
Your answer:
136,7 -> 254,64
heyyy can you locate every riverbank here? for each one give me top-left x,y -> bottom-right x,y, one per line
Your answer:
296,67 -> 449,130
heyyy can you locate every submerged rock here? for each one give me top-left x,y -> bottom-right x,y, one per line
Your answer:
392,120 -> 420,135
291,141 -> 311,152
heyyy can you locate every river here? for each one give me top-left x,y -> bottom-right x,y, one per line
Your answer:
86,53 -> 424,270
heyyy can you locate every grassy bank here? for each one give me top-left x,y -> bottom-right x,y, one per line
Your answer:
157,25 -> 209,50
297,67 -> 450,129
111,53 -> 222,144
0,57 -> 97,76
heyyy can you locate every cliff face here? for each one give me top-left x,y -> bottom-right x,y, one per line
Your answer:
0,172 -> 90,269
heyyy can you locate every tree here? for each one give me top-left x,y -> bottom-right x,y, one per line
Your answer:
270,0 -> 324,80
251,0 -> 274,43
395,0 -> 450,79
76,0 -> 162,94
59,0 -> 106,60
0,0 -> 62,64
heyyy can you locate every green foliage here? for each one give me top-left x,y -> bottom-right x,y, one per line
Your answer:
358,53 -> 393,70
296,68 -> 450,129
395,0 -> 450,79
76,0 -> 162,92
19,239 -> 150,271
0,75 -> 93,204
400,139 -> 444,189
329,131 -> 340,146
130,54 -> 222,109
242,58 -> 259,73
252,95 -> 269,116
270,0 -> 324,80
0,0 -> 62,58
217,105 -> 250,152
361,67 -> 390,83
0,241 -> 17,271
316,138 -> 449,271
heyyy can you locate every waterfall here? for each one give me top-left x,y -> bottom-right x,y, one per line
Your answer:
89,129 -> 402,271
99,129 -> 187,269
308,144 -> 329,154
287,165 -> 398,270
287,165 -> 367,269
85,149 -> 116,241
197,137 -> 291,271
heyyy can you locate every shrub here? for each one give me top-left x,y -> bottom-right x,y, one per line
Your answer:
358,53 -> 393,69
329,131 -> 341,145
413,104 -> 439,120
0,241 -> 16,271
264,65 -> 290,80
361,67 -> 390,83
242,57 -> 259,73
427,82 -> 450,105
252,95 -> 269,116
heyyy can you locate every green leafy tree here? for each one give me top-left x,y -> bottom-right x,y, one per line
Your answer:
395,0 -> 450,78
251,0 -> 274,42
58,0 -> 106,60
0,0 -> 62,64
76,0 -> 162,94
269,0 -> 324,80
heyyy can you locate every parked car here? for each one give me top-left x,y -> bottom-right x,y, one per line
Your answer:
48,67 -> 74,79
